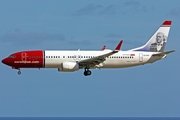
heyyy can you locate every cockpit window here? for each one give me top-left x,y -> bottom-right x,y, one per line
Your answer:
9,55 -> 16,58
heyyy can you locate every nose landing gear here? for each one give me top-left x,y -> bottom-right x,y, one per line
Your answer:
17,70 -> 21,75
12,67 -> 21,75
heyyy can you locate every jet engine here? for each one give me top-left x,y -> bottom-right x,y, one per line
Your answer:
58,61 -> 79,72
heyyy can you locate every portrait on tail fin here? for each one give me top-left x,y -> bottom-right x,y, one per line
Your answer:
150,32 -> 167,52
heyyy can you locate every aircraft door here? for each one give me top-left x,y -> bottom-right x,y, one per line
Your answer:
139,53 -> 143,62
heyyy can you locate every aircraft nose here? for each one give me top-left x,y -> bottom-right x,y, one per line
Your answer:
2,58 -> 8,65
2,58 -> 5,64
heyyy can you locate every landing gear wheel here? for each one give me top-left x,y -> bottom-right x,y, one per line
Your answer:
18,71 -> 21,75
83,69 -> 92,76
86,70 -> 91,75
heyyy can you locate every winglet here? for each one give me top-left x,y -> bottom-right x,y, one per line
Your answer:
101,45 -> 106,50
115,40 -> 123,51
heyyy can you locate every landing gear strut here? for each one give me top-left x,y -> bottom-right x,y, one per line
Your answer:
84,68 -> 92,76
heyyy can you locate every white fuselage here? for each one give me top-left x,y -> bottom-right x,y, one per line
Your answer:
44,50 -> 163,69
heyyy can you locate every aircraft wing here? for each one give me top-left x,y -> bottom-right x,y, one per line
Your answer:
78,40 -> 123,68
78,50 -> 118,68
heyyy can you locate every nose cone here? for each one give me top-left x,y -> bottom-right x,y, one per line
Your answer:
2,58 -> 5,64
2,58 -> 8,65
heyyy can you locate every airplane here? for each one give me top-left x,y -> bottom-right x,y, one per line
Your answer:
1,20 -> 175,76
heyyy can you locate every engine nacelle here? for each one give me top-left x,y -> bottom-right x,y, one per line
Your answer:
58,62 -> 79,72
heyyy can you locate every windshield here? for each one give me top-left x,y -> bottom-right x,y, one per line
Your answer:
9,55 -> 16,58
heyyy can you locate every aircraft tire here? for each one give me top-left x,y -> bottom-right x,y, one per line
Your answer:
18,71 -> 21,75
84,70 -> 91,76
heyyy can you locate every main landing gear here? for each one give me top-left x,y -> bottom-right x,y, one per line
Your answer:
84,68 -> 92,76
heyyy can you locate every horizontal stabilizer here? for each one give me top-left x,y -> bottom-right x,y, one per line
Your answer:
152,50 -> 175,56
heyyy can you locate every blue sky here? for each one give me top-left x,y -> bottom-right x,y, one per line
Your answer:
0,0 -> 180,117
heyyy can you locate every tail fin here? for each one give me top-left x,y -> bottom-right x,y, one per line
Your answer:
129,20 -> 172,52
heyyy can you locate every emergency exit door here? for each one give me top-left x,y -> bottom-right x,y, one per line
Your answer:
139,53 -> 143,62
